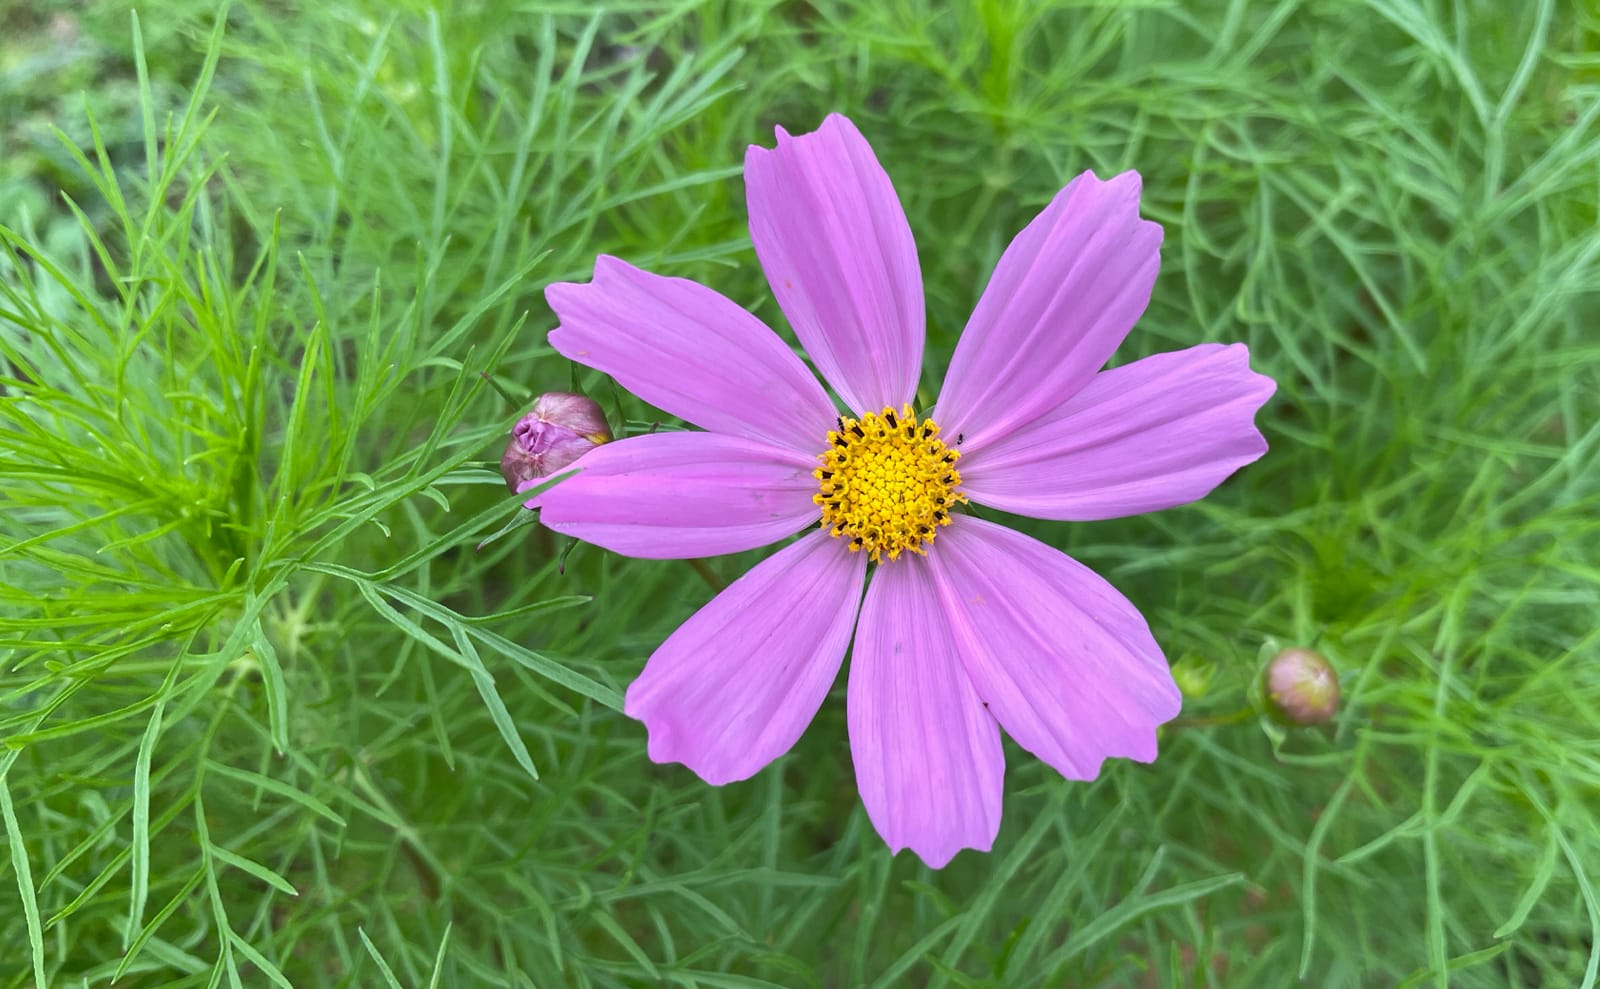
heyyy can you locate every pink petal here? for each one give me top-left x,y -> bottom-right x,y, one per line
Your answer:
926,517 -> 1182,780
625,530 -> 866,785
959,344 -> 1276,520
546,256 -> 836,454
848,557 -> 1004,869
746,114 -> 924,414
528,432 -> 819,559
935,171 -> 1163,450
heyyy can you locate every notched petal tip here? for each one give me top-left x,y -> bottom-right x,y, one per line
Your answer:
936,166 -> 1166,446
1082,166 -> 1138,189
848,554 -> 1004,869
1122,698 -> 1183,769
745,111 -> 924,414
621,532 -> 865,787
758,112 -> 859,150
927,517 -> 1182,781
1066,169 -> 1164,250
1214,341 -> 1279,457
892,833 -> 994,871
639,726 -> 749,787
958,339 -> 1279,522
876,820 -> 998,869
815,112 -> 863,140
545,253 -> 619,305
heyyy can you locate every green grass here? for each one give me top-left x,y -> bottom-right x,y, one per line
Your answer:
2,0 -> 1597,985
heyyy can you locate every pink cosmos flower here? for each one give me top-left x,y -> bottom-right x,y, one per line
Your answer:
532,114 -> 1275,868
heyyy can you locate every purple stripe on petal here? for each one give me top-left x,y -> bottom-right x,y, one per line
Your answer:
936,171 -> 1162,450
528,432 -> 820,559
547,256 -> 836,454
746,114 -> 925,414
961,344 -> 1276,521
849,557 -> 1004,869
625,531 -> 866,785
926,517 -> 1182,781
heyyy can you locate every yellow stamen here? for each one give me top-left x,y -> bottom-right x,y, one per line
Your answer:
813,404 -> 967,564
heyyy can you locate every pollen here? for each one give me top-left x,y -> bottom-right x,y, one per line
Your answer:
813,404 -> 967,564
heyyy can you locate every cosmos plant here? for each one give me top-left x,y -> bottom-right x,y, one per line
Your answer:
529,114 -> 1275,867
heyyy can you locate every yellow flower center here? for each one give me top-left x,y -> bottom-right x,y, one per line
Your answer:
813,404 -> 967,564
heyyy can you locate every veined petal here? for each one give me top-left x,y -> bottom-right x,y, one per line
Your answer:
926,517 -> 1182,781
547,256 -> 836,454
936,171 -> 1162,450
849,557 -> 1004,869
625,530 -> 866,785
960,344 -> 1275,520
746,114 -> 924,414
528,432 -> 819,559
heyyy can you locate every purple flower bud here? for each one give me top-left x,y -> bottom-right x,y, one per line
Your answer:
501,392 -> 612,491
1263,647 -> 1340,725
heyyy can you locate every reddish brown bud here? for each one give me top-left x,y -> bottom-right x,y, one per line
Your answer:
501,392 -> 611,491
1263,647 -> 1340,725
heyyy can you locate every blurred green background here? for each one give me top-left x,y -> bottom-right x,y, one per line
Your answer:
2,1 -> 1597,986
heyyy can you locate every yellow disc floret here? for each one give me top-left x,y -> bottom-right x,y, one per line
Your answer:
814,404 -> 967,564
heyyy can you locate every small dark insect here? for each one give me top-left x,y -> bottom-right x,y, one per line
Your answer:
956,432 -> 965,446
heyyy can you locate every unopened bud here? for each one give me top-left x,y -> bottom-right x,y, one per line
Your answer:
501,392 -> 611,491
1263,647 -> 1339,725
1171,654 -> 1216,699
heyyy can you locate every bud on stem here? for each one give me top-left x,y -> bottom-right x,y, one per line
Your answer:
1263,647 -> 1340,725
501,392 -> 611,491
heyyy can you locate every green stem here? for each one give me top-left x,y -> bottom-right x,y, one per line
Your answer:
687,558 -> 725,594
1169,706 -> 1256,730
